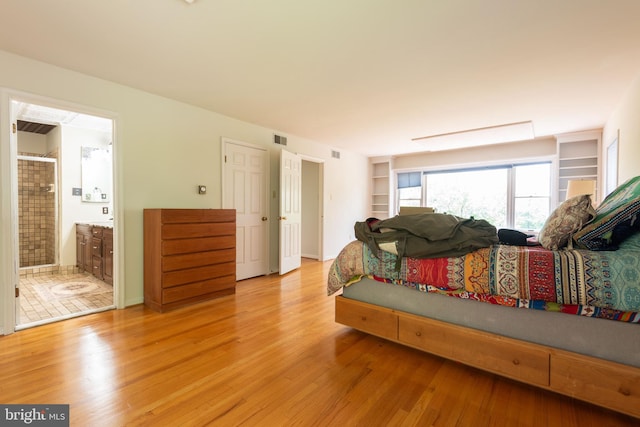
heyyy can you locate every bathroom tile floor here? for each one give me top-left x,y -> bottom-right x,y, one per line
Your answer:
18,272 -> 114,326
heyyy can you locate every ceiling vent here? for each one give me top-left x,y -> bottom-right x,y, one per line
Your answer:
17,120 -> 56,134
274,134 -> 287,146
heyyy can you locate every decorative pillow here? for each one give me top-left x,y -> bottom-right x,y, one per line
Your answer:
573,176 -> 640,250
538,194 -> 595,250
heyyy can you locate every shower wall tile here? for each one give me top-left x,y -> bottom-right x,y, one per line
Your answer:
18,151 -> 57,268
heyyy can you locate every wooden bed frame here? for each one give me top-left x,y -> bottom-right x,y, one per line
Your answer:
335,295 -> 640,419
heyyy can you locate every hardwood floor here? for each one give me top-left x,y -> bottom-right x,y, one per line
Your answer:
0,258 -> 636,426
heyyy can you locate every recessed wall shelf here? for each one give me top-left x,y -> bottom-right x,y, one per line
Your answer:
370,158 -> 392,218
556,131 -> 601,204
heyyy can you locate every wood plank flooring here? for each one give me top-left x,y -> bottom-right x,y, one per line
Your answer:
0,259 -> 637,426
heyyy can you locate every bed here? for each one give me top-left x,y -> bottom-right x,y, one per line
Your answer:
328,177 -> 640,418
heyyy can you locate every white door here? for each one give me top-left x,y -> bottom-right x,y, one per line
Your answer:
279,149 -> 301,275
222,139 -> 269,281
9,102 -> 20,326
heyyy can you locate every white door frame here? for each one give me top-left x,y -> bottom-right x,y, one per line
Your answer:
0,89 -> 19,334
0,88 -> 122,334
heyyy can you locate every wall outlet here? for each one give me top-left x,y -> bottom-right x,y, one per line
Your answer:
102,207 -> 109,214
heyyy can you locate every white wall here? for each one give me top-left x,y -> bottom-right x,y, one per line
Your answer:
393,137 -> 557,171
0,49 -> 369,319
603,71 -> 640,186
17,131 -> 46,154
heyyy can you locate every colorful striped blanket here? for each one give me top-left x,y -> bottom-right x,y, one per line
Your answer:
327,241 -> 640,323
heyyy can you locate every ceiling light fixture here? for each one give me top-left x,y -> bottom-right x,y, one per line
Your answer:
412,120 -> 535,151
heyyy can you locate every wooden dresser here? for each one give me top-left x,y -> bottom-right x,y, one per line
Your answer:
144,208 -> 236,312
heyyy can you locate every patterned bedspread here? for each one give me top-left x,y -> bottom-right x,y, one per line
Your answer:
328,241 -> 640,322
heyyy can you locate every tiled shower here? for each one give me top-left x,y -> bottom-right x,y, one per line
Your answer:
18,154 -> 57,268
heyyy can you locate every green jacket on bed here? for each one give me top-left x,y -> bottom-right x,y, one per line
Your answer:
354,213 -> 498,261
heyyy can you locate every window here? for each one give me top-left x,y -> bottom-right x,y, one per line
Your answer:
425,168 -> 508,227
396,162 -> 551,230
512,163 -> 551,230
397,172 -> 421,208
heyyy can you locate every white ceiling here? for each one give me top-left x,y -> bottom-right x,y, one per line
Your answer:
2,0 -> 640,157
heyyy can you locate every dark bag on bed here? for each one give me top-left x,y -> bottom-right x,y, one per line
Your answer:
498,229 -> 528,246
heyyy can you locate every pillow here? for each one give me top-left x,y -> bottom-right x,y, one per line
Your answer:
573,176 -> 640,250
538,194 -> 595,250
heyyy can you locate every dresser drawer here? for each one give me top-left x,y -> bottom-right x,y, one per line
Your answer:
162,262 -> 235,288
92,256 -> 103,279
398,313 -> 550,386
91,237 -> 102,256
551,351 -> 640,418
76,224 -> 91,234
335,296 -> 398,340
162,275 -> 235,304
91,226 -> 103,238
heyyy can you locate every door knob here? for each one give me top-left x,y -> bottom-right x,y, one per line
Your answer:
279,216 -> 287,220
261,217 -> 268,221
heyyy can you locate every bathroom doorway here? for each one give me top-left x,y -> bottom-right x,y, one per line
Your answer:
12,100 -> 116,329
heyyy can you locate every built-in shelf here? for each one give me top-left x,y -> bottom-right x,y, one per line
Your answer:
557,132 -> 601,204
370,159 -> 392,218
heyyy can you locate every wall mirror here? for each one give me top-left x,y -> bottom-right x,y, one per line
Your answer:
81,146 -> 112,203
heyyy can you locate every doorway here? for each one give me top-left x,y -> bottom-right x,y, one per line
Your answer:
11,99 -> 116,330
301,159 -> 322,260
222,139 -> 324,279
282,154 -> 324,272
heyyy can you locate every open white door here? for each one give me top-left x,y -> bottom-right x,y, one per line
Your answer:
222,139 -> 269,281
279,149 -> 301,275
9,101 -> 19,329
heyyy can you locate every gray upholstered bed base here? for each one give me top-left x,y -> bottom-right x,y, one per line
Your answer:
342,277 -> 640,368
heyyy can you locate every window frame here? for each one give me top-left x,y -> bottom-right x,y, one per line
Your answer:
394,157 -> 557,230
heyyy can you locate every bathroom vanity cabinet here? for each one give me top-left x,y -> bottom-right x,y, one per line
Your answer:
102,227 -> 114,285
76,223 -> 113,285
76,224 -> 92,274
